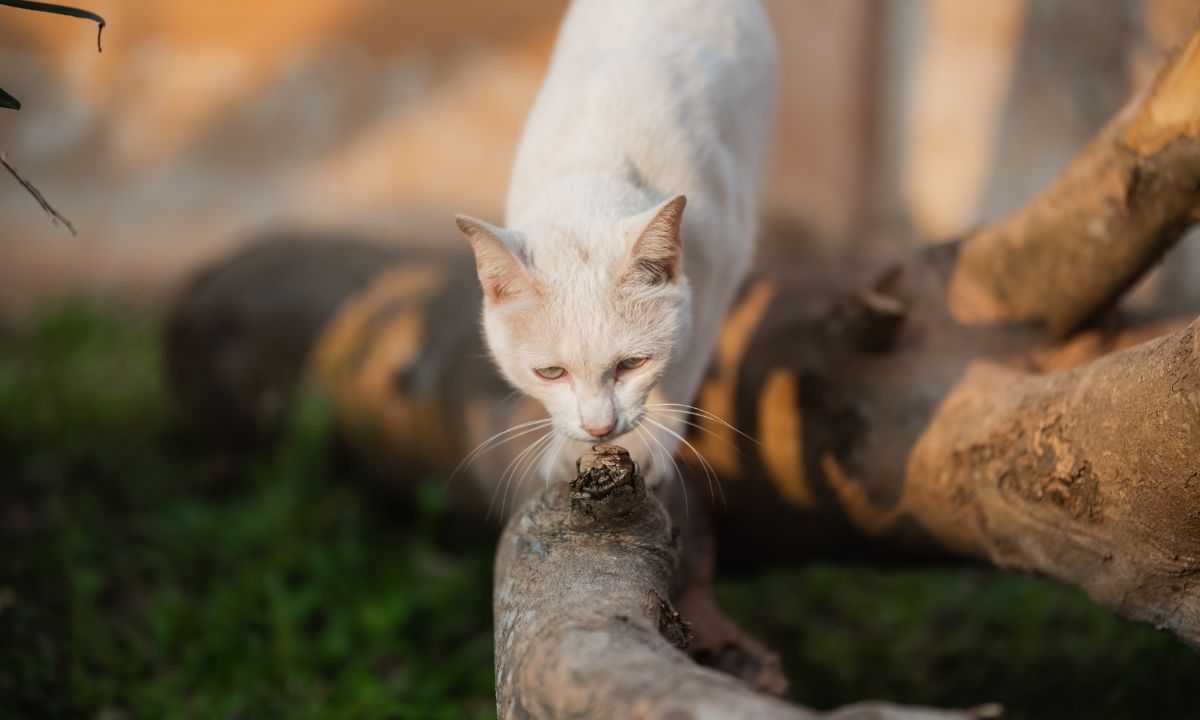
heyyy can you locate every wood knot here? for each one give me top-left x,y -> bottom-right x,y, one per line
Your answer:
848,288 -> 907,353
827,264 -> 909,354
570,445 -> 645,524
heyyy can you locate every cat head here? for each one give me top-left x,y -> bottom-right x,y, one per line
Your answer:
455,194 -> 690,442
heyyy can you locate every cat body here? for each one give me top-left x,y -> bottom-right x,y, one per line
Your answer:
456,0 -> 777,483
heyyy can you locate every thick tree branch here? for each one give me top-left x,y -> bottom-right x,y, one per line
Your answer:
904,319 -> 1200,646
495,445 -> 980,720
163,238 -> 1200,650
946,25 -> 1200,336
690,260 -> 1200,649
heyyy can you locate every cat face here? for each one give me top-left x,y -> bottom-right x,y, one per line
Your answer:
457,195 -> 689,443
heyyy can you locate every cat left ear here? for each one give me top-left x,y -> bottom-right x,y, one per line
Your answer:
621,194 -> 686,286
455,215 -> 534,303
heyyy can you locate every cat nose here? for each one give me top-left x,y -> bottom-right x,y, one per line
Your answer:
581,419 -> 617,439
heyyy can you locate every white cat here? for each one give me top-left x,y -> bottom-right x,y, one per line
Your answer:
455,0 -> 777,485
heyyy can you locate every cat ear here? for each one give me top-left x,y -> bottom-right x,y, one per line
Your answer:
621,194 -> 686,286
455,215 -> 534,303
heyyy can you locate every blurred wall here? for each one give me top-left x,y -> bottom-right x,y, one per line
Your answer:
0,1 -> 561,314
0,0 -> 1195,316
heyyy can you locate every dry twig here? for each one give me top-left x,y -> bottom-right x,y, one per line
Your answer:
1,152 -> 76,235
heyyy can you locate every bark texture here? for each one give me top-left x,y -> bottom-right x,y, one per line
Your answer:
687,257 -> 1200,650
905,321 -> 1200,645
494,445 -> 981,720
946,27 -> 1200,335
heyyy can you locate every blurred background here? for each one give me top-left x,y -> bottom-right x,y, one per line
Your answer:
3,0 -> 1198,316
3,2 -> 1200,718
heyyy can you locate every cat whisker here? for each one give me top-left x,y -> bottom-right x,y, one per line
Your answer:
645,403 -> 756,442
636,422 -> 689,519
452,417 -> 551,474
445,417 -> 552,489
487,429 -> 553,520
645,416 -> 726,509
650,412 -> 744,455
500,432 -> 555,519
539,434 -> 568,492
499,429 -> 557,518
632,424 -> 657,479
523,431 -> 566,508
521,429 -> 559,495
644,403 -> 759,445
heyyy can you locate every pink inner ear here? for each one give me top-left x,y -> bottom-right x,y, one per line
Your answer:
476,249 -> 530,302
623,195 -> 686,285
481,271 -> 525,302
457,215 -> 532,302
629,253 -> 676,284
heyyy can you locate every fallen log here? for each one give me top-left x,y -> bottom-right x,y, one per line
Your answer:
164,235 -> 1200,651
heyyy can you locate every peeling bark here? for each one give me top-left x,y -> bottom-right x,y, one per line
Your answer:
905,320 -> 1200,646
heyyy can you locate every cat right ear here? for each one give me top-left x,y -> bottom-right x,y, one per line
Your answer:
455,215 -> 534,303
621,194 -> 686,287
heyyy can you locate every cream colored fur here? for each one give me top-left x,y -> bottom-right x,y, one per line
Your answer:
455,0 -> 777,484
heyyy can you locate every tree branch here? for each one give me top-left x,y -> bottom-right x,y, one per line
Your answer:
1,152 -> 77,235
0,2 -> 102,232
162,236 -> 1200,649
495,445 -> 981,719
904,319 -> 1200,647
945,24 -> 1200,336
689,261 -> 1200,649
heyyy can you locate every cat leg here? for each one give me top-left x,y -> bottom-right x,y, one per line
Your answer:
658,463 -> 790,697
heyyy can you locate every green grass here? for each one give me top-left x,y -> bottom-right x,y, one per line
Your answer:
719,568 -> 1200,718
1,301 -> 1198,719
0,303 -> 494,719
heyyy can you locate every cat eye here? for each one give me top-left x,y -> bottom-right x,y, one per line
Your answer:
617,357 -> 649,371
534,366 -> 566,380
